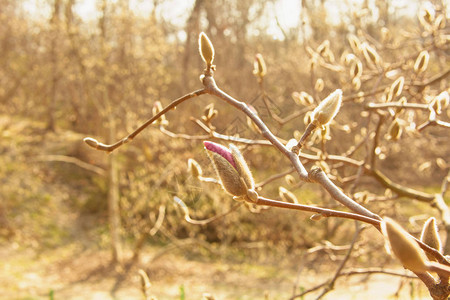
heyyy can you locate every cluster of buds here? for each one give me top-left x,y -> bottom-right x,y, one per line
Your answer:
292,91 -> 315,107
382,216 -> 443,274
203,141 -> 258,203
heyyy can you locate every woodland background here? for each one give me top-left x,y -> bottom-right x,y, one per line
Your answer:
0,0 -> 449,299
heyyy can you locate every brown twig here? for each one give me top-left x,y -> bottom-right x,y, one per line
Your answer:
84,89 -> 207,152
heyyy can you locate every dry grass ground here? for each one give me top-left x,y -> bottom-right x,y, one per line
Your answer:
0,241 -> 431,300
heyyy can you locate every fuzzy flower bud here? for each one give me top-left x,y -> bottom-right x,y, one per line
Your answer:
389,76 -> 405,99
382,217 -> 429,273
279,186 -> 298,204
311,89 -> 343,127
387,119 -> 402,140
204,141 -> 255,198
420,217 -> 442,261
414,50 -> 429,74
315,78 -> 324,92
199,32 -> 215,65
253,53 -> 267,78
84,137 -> 99,149
188,158 -> 202,178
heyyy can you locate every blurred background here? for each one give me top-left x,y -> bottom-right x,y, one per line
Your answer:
0,0 -> 448,299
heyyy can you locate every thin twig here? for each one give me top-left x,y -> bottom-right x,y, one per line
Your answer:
84,89 -> 207,152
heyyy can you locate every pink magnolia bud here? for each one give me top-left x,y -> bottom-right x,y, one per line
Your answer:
203,141 -> 255,198
204,141 -> 236,169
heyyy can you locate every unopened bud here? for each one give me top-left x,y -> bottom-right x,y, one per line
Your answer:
230,144 -> 255,191
420,217 -> 442,261
310,213 -> 323,221
152,101 -> 168,126
347,34 -> 361,54
382,217 -> 429,273
434,14 -> 446,30
246,189 -> 259,203
303,111 -> 312,126
414,50 -> 429,74
311,89 -> 343,126
84,137 -> 99,149
317,40 -> 330,56
387,119 -> 402,140
204,142 -> 255,198
389,76 -> 405,99
199,32 -> 215,65
285,174 -> 296,186
279,186 -> 298,204
188,158 -> 202,178
350,59 -> 363,79
362,43 -> 380,67
315,78 -> 324,92
418,3 -> 435,28
253,53 -> 267,78
352,76 -> 361,91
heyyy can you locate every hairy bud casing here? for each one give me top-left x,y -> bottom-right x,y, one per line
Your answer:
253,53 -> 267,78
204,141 -> 255,198
382,217 -> 428,273
188,158 -> 202,178
311,89 -> 343,126
414,50 -> 429,74
420,217 -> 442,261
199,32 -> 215,65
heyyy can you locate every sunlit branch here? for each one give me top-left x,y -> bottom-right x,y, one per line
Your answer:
191,118 -> 275,145
84,89 -> 207,152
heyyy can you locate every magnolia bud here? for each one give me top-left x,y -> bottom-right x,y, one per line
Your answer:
317,40 -> 330,55
188,158 -> 202,178
230,144 -> 255,190
420,217 -> 442,261
362,42 -> 380,67
347,34 -> 361,54
285,174 -> 296,186
253,53 -> 267,78
204,141 -> 254,198
382,217 -> 429,273
311,89 -> 343,126
352,77 -> 361,91
310,214 -> 323,221
414,50 -> 429,74
315,78 -> 324,92
434,14 -> 446,30
350,59 -> 363,79
84,137 -> 99,149
199,32 -> 215,65
389,76 -> 405,99
387,119 -> 402,140
152,101 -> 169,126
279,187 -> 298,204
